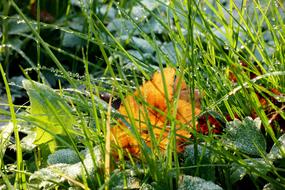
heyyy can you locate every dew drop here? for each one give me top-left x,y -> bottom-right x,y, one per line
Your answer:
16,20 -> 25,24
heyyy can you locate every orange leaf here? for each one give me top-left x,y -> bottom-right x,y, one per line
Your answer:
111,68 -> 201,156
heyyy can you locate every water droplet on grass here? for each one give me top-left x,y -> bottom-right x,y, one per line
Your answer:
16,20 -> 25,24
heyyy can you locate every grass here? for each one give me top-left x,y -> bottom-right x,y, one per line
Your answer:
0,0 -> 285,189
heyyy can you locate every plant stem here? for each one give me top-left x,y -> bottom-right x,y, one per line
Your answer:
1,0 -> 11,75
104,93 -> 112,190
0,64 -> 27,189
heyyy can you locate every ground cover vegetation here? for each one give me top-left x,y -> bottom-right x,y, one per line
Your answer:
0,0 -> 285,189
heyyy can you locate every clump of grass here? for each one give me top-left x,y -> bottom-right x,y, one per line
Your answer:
0,0 -> 285,189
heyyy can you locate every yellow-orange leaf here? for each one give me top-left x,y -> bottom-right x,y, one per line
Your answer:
111,68 -> 201,156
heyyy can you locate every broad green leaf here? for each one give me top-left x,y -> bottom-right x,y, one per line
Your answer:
183,144 -> 215,181
9,121 -> 37,152
142,17 -> 164,34
70,0 -> 88,7
69,17 -> 85,31
29,146 -> 103,188
18,130 -> 36,152
131,37 -> 155,53
178,175 -> 223,190
99,5 -> 117,20
65,146 -> 103,179
131,6 -> 148,21
268,134 -> 285,160
222,117 -> 266,156
62,32 -> 84,48
47,149 -> 80,165
109,169 -> 143,190
230,158 -> 272,183
140,183 -> 155,190
107,18 -> 138,36
29,163 -> 68,189
0,122 -> 14,157
22,80 -> 75,150
159,42 -> 179,64
141,0 -> 160,10
131,0 -> 160,20
7,17 -> 32,35
7,37 -> 25,50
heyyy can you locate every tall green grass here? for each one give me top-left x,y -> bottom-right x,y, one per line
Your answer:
0,0 -> 285,189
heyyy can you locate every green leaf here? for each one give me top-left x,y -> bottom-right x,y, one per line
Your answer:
139,183 -> 155,190
69,17 -> 85,31
107,18 -> 138,36
62,32 -> 84,48
109,169 -> 143,190
159,42 -> 180,64
0,122 -> 14,157
47,149 -> 80,165
142,17 -> 164,34
29,163 -> 69,189
178,175 -> 223,190
131,0 -> 160,20
22,80 -> 75,150
7,17 -> 32,35
9,121 -> 37,152
141,0 -> 160,10
29,146 -> 103,188
65,146 -> 104,179
131,37 -> 155,53
222,117 -> 266,156
99,5 -> 117,20
230,158 -> 272,183
268,134 -> 285,160
183,144 -> 215,181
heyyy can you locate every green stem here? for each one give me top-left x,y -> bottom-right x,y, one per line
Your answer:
0,64 -> 26,189
1,0 -> 11,75
187,0 -> 198,166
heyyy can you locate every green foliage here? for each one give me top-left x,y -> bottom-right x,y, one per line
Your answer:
1,0 -> 285,189
109,169 -> 144,190
230,158 -> 272,183
0,122 -> 14,158
268,134 -> 285,160
29,146 -> 103,189
178,175 -> 223,190
47,148 -> 80,165
182,144 -> 215,181
22,80 -> 75,152
222,117 -> 266,156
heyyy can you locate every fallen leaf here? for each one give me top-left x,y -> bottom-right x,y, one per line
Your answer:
111,68 -> 201,156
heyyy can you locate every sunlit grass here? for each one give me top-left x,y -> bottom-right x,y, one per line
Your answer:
0,0 -> 285,189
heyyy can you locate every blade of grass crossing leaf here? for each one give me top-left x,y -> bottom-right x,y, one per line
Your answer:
83,24 -> 114,187
87,10 -> 160,181
82,52 -> 103,187
104,93 -> 112,190
187,0 -> 198,168
0,65 -> 27,189
168,68 -> 185,187
249,88 -> 277,143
